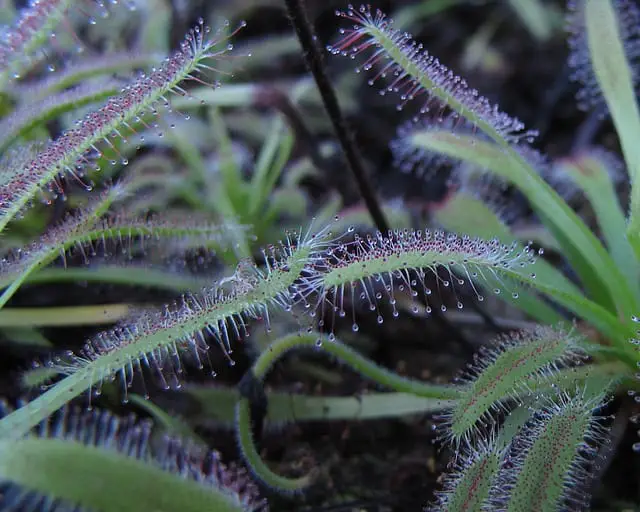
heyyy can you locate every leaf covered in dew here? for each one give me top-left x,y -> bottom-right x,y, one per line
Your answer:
0,79 -> 124,154
0,223 -> 332,440
491,391 -> 609,512
429,184 -> 566,325
328,5 -> 537,146
296,226 -> 541,335
389,117 -> 639,333
13,51 -> 163,100
442,325 -> 586,446
391,115 -> 548,191
0,18 -> 244,234
0,185 -> 248,310
0,403 -> 266,512
428,438 -> 502,512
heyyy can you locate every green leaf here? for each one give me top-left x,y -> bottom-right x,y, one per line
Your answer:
554,150 -> 639,290
446,325 -> 584,444
0,230 -> 326,439
429,441 -> 502,511
432,188 -> 568,324
499,392 -> 608,512
403,128 -> 639,326
0,408 -> 260,512
579,0 -> 640,253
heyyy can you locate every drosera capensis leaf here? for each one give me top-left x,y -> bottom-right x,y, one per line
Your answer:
393,124 -> 639,333
428,437 -> 502,512
430,187 -> 568,325
442,325 -> 586,446
0,404 -> 266,511
0,79 -> 124,154
297,228 -> 539,331
329,6 -> 536,144
330,6 -> 639,331
0,207 -> 249,310
0,0 -> 85,88
0,224 -> 331,440
0,18 -> 245,234
295,227 -> 631,347
0,183 -> 243,309
493,391 -> 609,512
12,51 -> 164,100
567,0 -> 640,254
395,122 -> 614,306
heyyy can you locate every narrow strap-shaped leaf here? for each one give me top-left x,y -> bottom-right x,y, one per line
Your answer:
574,0 -> 640,253
0,0 -> 73,88
400,127 -> 640,323
555,150 -> 640,289
13,52 -> 162,100
0,212 -> 244,309
0,80 -> 123,154
0,20 -> 241,233
298,227 -> 631,346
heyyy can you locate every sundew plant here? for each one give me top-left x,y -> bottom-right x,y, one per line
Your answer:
0,0 -> 639,510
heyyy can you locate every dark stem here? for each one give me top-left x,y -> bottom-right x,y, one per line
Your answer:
282,0 -> 389,232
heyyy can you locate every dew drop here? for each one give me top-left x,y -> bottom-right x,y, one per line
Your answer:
352,323 -> 359,332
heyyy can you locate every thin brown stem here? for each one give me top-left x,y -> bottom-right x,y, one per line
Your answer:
283,0 -> 389,232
